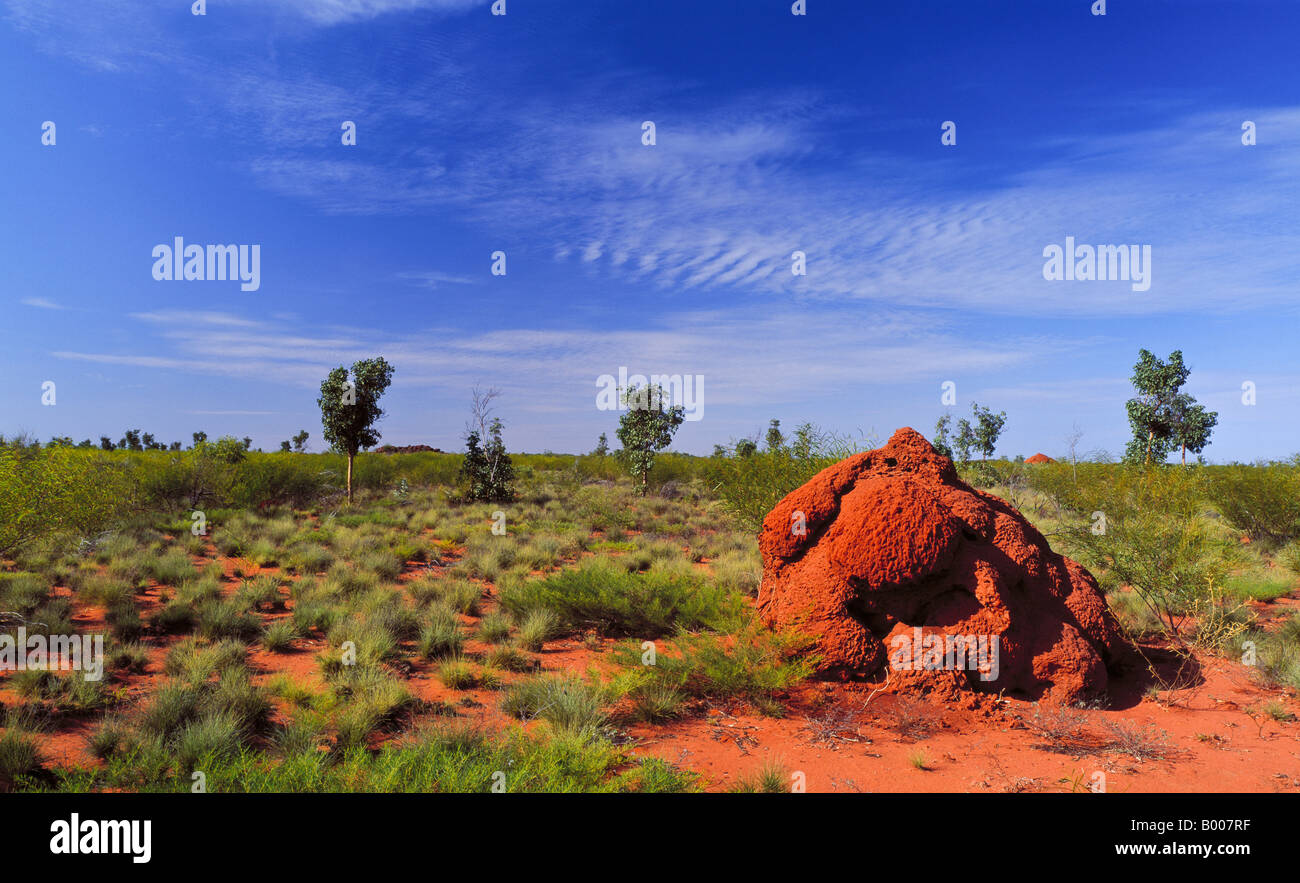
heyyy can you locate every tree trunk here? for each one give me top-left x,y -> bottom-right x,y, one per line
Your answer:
1181,443 -> 1187,466
1145,429 -> 1154,465
346,451 -> 354,502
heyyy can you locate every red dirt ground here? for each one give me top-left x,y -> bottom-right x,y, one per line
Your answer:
4,528 -> 1299,792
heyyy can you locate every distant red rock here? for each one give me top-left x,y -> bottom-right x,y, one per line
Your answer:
1025,453 -> 1055,464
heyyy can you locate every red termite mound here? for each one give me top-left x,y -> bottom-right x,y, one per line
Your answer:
756,428 -> 1127,704
1025,453 -> 1056,464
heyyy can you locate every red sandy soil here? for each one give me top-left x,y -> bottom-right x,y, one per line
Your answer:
3,526 -> 1299,792
628,652 -> 1300,793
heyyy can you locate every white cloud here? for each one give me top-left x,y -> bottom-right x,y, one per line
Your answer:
396,270 -> 478,289
244,0 -> 483,26
52,307 -> 1078,413
21,297 -> 64,310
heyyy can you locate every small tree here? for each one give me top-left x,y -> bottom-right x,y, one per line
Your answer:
485,419 -> 514,497
931,414 -> 954,459
460,421 -> 515,502
318,357 -> 395,502
952,418 -> 975,465
460,431 -> 490,499
192,431 -> 207,448
291,430 -> 309,453
969,402 -> 1007,461
789,423 -> 820,459
279,440 -> 292,452
189,436 -> 246,508
1170,396 -> 1218,466
1124,349 -> 1191,465
1064,422 -> 1084,485
734,438 -> 758,458
765,419 -> 785,452
616,383 -> 685,495
593,432 -> 609,457
461,387 -> 514,501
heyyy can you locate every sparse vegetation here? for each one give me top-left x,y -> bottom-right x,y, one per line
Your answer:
3,411 -> 1298,796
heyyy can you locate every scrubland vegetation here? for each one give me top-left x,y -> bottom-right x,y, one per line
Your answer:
2,419 -> 1299,792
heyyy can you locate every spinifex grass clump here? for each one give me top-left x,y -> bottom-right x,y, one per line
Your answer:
329,665 -> 419,751
611,621 -> 818,717
498,558 -> 743,637
49,720 -> 696,793
0,715 -> 44,788
729,758 -> 791,793
1240,614 -> 1300,691
501,675 -> 610,733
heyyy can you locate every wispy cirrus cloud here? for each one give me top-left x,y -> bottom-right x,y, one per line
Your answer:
13,0 -> 1295,322
53,307 -> 1083,412
21,297 -> 64,310
396,270 -> 479,289
240,0 -> 484,26
236,83 -> 1300,318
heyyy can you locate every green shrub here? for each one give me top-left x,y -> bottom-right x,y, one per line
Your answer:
499,558 -> 742,637
729,758 -> 790,793
1064,510 -> 1229,637
174,711 -> 244,770
501,676 -> 608,733
139,681 -> 206,741
705,426 -> 863,531
0,727 -> 43,785
197,599 -> 263,641
153,599 -> 196,633
482,644 -> 534,673
0,445 -> 134,557
612,622 -> 817,707
89,715 -> 132,760
107,641 -> 150,673
1204,463 -> 1300,544
106,599 -> 143,641
516,609 -> 560,651
409,576 -> 481,615
1241,616 -> 1300,690
476,611 -> 512,644
262,620 -> 298,653
437,657 -> 477,690
144,550 -> 196,587
1223,568 -> 1294,603
164,637 -> 247,682
417,607 -> 464,660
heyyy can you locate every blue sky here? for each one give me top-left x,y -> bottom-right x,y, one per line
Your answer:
2,0 -> 1298,460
